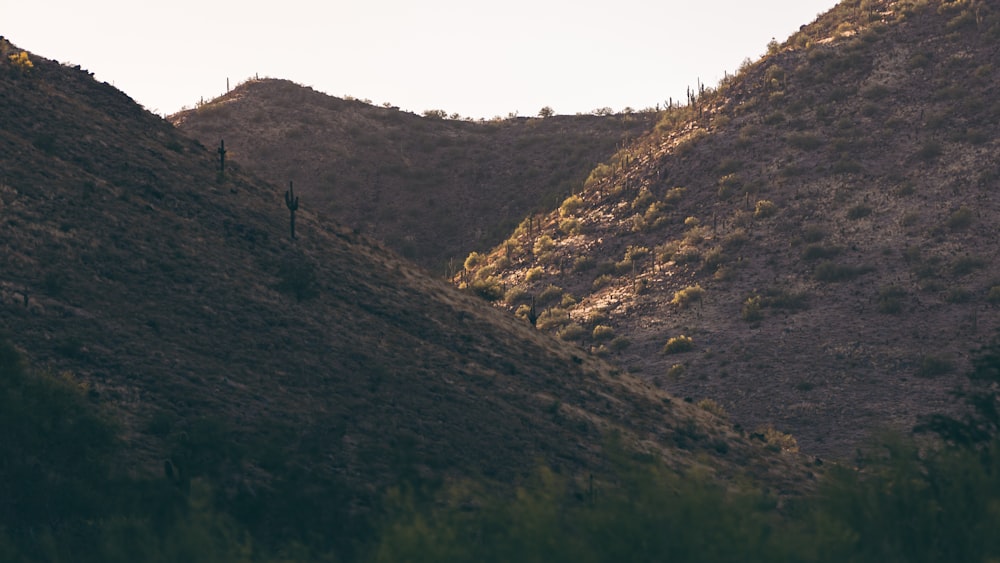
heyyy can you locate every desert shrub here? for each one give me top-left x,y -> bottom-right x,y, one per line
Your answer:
846,204 -> 872,220
918,355 -> 954,377
276,255 -> 319,301
878,286 -> 907,314
754,200 -> 778,219
631,188 -> 655,211
560,293 -> 577,308
802,243 -> 841,260
583,163 -> 613,188
533,235 -> 555,255
988,286 -> 1000,304
572,256 -> 595,272
666,363 -> 686,379
755,426 -> 798,452
464,251 -> 486,270
609,336 -> 631,351
947,206 -> 974,230
916,140 -> 943,161
662,335 -> 694,354
592,274 -> 613,290
697,399 -> 728,418
683,225 -> 707,246
504,286 -> 529,305
952,256 -> 986,277
663,187 -> 687,205
702,246 -> 728,270
558,323 -> 587,341
761,288 -> 810,310
814,261 -> 872,282
525,266 -> 545,282
469,277 -> 504,301
787,133 -> 823,150
718,173 -> 742,199
536,308 -> 570,330
559,194 -> 584,217
558,218 -> 581,235
742,295 -> 764,322
592,325 -> 615,341
945,288 -> 972,304
536,284 -> 564,306
722,230 -> 749,250
623,245 -> 650,262
671,285 -> 705,308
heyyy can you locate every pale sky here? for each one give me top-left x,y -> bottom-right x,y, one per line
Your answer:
6,0 -> 839,118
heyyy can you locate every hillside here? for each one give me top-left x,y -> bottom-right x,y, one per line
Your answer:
0,37 -> 810,558
463,0 -> 1000,459
170,80 -> 655,272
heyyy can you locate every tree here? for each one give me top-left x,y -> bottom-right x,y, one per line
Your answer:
538,106 -> 554,118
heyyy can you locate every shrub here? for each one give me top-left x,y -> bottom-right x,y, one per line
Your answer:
592,325 -> 615,341
754,200 -> 778,219
533,235 -> 555,255
609,336 -> 631,351
558,218 -> 581,235
671,285 -> 705,308
662,335 -> 694,354
742,295 -> 764,322
918,355 -> 954,377
846,204 -> 872,220
536,284 -> 564,306
592,274 -> 613,290
952,256 -> 986,277
536,308 -> 570,330
988,285 -> 1000,304
469,277 -> 504,301
878,286 -> 907,314
947,206 -> 974,230
572,256 -> 595,272
916,140 -> 943,161
814,261 -> 872,282
666,363 -> 686,379
525,266 -> 545,282
465,252 -> 486,270
663,187 -> 687,206
557,323 -> 587,341
559,194 -> 584,217
697,399 -> 728,418
756,426 -> 798,452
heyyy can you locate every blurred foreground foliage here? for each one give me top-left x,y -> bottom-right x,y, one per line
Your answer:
3,334 -> 1000,562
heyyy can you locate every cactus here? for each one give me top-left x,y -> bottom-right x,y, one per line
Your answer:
285,181 -> 299,239
217,139 -> 227,179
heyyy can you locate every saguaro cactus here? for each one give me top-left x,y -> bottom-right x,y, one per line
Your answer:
217,139 -> 227,179
285,181 -> 299,239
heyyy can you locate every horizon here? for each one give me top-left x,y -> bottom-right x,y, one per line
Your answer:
12,1 -> 838,118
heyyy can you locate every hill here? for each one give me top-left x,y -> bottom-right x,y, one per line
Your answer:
462,0 -> 1000,459
170,80 -> 655,272
0,36 -> 808,559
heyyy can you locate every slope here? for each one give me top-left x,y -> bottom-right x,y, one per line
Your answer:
0,37 -> 811,554
170,80 -> 655,272
463,0 -> 1000,459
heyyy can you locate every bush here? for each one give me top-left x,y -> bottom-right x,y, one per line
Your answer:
592,325 -> 615,341
814,261 -> 872,282
464,251 -> 485,270
592,274 -> 613,290
671,285 -> 705,308
557,323 -> 587,341
533,235 -> 555,256
662,335 -> 694,354
525,266 -> 545,282
559,194 -> 584,217
878,286 -> 907,314
537,284 -> 564,306
753,200 -> 777,219
918,355 -> 954,377
947,206 -> 974,230
742,295 -> 764,322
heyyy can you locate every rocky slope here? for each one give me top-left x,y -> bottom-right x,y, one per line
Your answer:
462,0 -> 1000,458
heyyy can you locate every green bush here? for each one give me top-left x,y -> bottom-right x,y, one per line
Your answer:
671,285 -> 705,308
559,194 -> 584,217
662,335 -> 694,354
592,325 -> 615,341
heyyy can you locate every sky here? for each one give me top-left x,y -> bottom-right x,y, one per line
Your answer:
6,0 -> 840,119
